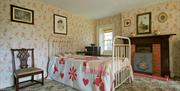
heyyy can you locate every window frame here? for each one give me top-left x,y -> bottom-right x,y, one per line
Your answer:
103,30 -> 113,51
97,24 -> 114,56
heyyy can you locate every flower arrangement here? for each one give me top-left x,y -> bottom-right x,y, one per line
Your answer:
154,30 -> 160,35
130,32 -> 136,37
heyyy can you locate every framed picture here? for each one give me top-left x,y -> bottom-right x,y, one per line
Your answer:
137,12 -> 151,34
11,5 -> 34,24
54,14 -> 67,35
124,19 -> 131,27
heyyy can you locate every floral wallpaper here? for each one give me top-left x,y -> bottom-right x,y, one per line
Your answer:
0,0 -> 179,89
121,0 -> 180,78
96,14 -> 122,44
0,0 -> 95,88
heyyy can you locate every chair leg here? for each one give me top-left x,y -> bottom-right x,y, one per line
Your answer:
42,72 -> 44,85
31,75 -> 34,82
14,76 -> 16,87
16,78 -> 19,91
128,77 -> 131,83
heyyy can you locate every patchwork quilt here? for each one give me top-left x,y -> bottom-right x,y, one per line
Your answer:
48,55 -> 130,91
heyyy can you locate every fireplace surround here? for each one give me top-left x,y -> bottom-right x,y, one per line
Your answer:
129,34 -> 175,77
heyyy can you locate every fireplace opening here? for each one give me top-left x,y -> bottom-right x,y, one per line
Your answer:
134,45 -> 152,74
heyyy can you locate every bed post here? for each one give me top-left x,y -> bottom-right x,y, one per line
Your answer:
45,34 -> 53,79
112,36 -> 115,91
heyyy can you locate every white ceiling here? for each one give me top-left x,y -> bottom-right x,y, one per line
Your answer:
43,0 -> 170,19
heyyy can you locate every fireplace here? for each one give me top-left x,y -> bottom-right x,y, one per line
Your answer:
129,34 -> 175,77
134,45 -> 152,74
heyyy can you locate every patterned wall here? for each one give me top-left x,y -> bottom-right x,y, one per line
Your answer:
96,14 -> 122,44
121,0 -> 180,77
0,0 -> 95,88
0,0 -> 179,89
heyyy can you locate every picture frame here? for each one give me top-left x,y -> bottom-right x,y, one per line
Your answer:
137,12 -> 151,34
124,19 -> 131,27
11,5 -> 34,24
54,14 -> 67,35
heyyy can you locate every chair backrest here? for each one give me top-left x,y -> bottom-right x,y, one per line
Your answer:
11,48 -> 34,72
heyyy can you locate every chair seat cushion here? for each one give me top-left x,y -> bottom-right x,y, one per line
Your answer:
15,67 -> 43,77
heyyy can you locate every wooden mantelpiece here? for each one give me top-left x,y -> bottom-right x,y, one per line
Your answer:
129,34 -> 176,45
129,34 -> 176,77
129,34 -> 175,38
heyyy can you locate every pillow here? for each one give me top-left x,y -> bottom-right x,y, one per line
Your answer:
64,52 -> 73,58
55,52 -> 75,58
55,52 -> 64,58
55,51 -> 60,57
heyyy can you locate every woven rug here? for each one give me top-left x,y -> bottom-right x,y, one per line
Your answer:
2,76 -> 180,91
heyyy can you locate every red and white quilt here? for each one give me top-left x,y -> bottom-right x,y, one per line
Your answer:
48,55 -> 116,91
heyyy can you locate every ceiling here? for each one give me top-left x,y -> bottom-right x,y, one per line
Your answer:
43,0 -> 169,19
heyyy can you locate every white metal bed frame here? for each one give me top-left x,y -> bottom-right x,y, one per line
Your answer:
47,35 -> 133,91
46,35 -> 73,78
112,36 -> 133,90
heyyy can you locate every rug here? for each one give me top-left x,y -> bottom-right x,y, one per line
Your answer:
2,76 -> 180,91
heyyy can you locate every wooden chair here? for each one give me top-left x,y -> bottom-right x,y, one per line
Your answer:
11,48 -> 44,91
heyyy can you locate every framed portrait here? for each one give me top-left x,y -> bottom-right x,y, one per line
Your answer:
54,14 -> 67,35
137,12 -> 151,34
124,19 -> 131,27
11,5 -> 34,24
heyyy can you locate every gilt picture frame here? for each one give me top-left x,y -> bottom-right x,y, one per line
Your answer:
137,12 -> 151,34
11,5 -> 34,24
54,14 -> 67,35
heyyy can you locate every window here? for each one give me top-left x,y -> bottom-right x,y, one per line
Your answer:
103,30 -> 112,50
97,25 -> 113,55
